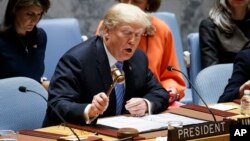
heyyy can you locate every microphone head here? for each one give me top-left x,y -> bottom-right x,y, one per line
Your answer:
19,86 -> 27,92
167,66 -> 174,71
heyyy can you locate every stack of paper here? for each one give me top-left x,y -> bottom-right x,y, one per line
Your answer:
97,113 -> 206,133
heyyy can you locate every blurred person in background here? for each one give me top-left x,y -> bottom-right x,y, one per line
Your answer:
0,0 -> 51,90
219,47 -> 250,102
199,0 -> 250,68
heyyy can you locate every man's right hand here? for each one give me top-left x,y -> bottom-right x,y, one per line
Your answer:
88,92 -> 109,118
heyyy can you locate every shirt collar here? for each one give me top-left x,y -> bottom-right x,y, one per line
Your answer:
103,42 -> 117,68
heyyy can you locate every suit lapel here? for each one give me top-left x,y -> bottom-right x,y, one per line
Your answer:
96,38 -> 112,91
95,37 -> 116,115
123,61 -> 136,103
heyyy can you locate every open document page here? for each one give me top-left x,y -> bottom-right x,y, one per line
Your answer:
97,113 -> 206,133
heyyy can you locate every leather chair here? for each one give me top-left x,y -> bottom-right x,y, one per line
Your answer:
0,77 -> 48,131
193,64 -> 233,105
187,33 -> 201,88
38,18 -> 83,80
153,12 -> 192,104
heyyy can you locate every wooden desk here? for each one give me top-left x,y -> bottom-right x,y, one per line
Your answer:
18,134 -> 54,141
17,103 -> 240,141
221,102 -> 240,114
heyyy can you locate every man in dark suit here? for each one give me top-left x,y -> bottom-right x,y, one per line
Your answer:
43,3 -> 169,126
219,47 -> 250,102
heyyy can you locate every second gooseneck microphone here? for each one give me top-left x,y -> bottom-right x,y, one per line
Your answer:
167,66 -> 217,122
18,86 -> 81,141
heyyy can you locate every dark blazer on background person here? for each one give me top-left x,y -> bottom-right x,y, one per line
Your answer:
219,47 -> 250,102
43,36 -> 169,126
0,27 -> 46,82
199,17 -> 250,68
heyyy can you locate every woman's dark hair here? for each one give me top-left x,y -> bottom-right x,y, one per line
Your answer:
2,0 -> 50,31
117,0 -> 161,12
147,0 -> 161,12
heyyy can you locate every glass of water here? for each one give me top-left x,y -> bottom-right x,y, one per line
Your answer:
0,130 -> 18,141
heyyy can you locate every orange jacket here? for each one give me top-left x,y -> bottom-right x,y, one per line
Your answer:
138,16 -> 186,99
96,16 -> 186,99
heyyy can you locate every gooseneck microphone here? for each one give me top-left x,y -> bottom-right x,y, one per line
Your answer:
18,86 -> 81,141
167,66 -> 217,122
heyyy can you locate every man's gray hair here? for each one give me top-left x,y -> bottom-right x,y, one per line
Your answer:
100,3 -> 151,34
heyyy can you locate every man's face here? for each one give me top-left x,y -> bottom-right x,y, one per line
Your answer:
104,23 -> 145,61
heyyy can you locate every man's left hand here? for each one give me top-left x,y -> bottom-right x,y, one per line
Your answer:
125,98 -> 147,117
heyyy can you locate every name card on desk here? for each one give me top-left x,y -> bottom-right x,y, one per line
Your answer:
225,114 -> 250,125
236,116 -> 250,125
168,120 -> 231,141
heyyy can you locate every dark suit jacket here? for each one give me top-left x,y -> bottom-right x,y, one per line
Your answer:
0,27 -> 46,82
43,36 -> 169,126
218,48 -> 250,102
